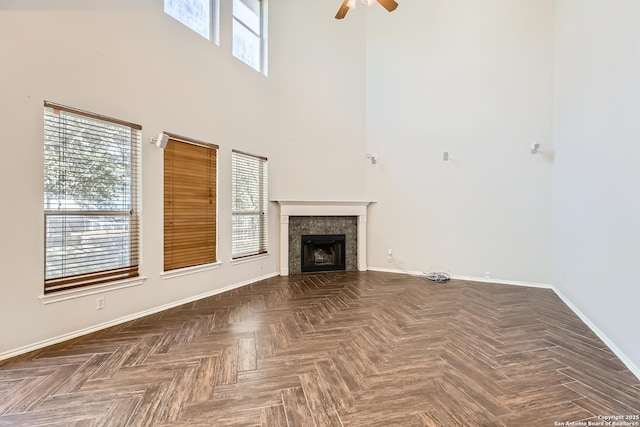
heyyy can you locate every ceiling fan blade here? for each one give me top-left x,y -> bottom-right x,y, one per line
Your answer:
335,0 -> 350,19
377,0 -> 398,12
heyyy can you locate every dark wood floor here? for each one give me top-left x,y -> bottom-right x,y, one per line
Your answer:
1,271 -> 639,426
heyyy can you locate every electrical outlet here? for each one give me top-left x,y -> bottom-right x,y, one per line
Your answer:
387,248 -> 393,262
484,271 -> 491,279
96,297 -> 105,310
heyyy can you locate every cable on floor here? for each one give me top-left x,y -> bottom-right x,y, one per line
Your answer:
424,271 -> 450,283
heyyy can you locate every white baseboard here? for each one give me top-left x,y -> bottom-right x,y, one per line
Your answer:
0,272 -> 280,362
552,287 -> 640,381
367,267 -> 552,289
449,274 -> 552,289
367,266 -> 412,275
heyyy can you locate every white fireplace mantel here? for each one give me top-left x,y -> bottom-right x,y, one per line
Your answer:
273,200 -> 374,276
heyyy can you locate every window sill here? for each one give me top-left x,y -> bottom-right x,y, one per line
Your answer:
161,262 -> 222,280
39,276 -> 147,305
231,253 -> 270,266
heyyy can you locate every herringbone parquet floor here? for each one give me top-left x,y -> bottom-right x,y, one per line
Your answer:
1,271 -> 639,426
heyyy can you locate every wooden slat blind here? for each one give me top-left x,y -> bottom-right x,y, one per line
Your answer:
164,138 -> 217,271
43,102 -> 141,292
232,150 -> 268,259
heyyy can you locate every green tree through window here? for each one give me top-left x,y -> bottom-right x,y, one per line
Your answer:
44,103 -> 141,292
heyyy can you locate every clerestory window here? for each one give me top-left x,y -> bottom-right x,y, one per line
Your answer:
165,0 -> 220,44
232,0 -> 268,74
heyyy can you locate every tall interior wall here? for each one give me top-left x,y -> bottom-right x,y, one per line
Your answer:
552,0 -> 640,374
365,0 -> 554,286
0,0 -> 367,357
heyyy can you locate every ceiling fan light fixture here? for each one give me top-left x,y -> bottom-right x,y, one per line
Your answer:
336,0 -> 396,19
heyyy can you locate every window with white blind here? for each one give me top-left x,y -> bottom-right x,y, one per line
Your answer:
232,0 -> 268,74
164,135 -> 218,271
232,150 -> 268,259
44,102 -> 141,293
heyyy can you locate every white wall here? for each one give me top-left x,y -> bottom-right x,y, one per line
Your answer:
365,0 -> 554,284
269,0 -> 368,201
553,0 -> 640,372
0,0 -> 367,356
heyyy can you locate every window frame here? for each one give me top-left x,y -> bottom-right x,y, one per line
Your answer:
231,150 -> 269,260
43,101 -> 141,294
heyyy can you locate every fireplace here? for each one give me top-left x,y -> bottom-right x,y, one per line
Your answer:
301,234 -> 346,273
287,216 -> 357,275
273,200 -> 373,276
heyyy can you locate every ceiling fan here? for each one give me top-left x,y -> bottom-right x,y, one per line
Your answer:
335,0 -> 398,19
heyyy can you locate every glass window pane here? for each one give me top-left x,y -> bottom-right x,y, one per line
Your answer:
165,0 -> 211,40
233,0 -> 260,34
44,112 -> 133,211
240,0 -> 261,15
44,104 -> 141,291
231,151 -> 268,259
45,215 -> 132,280
232,214 -> 261,257
233,19 -> 261,71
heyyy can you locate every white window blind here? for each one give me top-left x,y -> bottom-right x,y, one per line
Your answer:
232,150 -> 268,259
44,102 -> 141,292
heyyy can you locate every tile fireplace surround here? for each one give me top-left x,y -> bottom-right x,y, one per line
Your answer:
274,200 -> 373,276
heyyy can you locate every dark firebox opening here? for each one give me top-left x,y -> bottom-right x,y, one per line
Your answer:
301,234 -> 346,273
